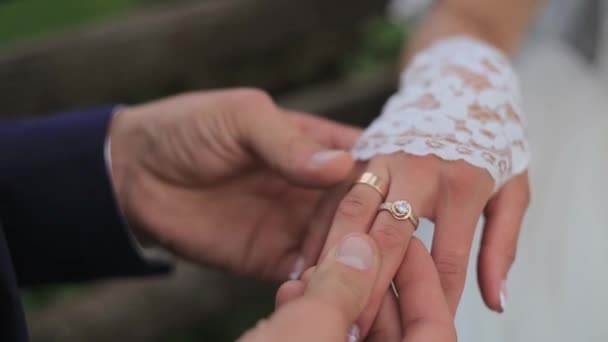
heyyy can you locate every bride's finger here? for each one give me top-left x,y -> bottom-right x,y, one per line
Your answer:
478,172 -> 530,312
356,161 -> 437,336
431,164 -> 493,313
394,238 -> 455,341
297,183 -> 351,280
366,290 -> 402,342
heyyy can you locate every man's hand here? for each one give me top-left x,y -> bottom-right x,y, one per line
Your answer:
239,233 -> 379,342
108,88 -> 360,281
239,235 -> 456,342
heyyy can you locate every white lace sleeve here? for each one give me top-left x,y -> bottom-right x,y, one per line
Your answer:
351,37 -> 530,190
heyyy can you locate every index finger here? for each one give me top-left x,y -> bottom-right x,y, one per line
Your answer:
287,111 -> 362,150
394,238 -> 456,342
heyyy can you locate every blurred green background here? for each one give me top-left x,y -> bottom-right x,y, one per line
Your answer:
0,0 -> 139,47
0,0 -> 405,76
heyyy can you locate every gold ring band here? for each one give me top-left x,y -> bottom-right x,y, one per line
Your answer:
355,172 -> 386,197
378,200 -> 419,228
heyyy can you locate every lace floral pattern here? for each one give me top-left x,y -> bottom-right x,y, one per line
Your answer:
351,37 -> 529,189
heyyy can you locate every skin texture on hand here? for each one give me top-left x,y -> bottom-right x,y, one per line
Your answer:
108,88 -> 361,281
247,236 -> 456,342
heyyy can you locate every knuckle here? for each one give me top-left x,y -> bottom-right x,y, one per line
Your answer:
433,252 -> 468,284
452,168 -> 478,187
311,271 -> 365,317
480,243 -> 517,266
442,162 -> 486,194
371,219 -> 407,252
283,133 -> 302,159
233,88 -> 275,109
331,274 -> 367,313
334,272 -> 365,301
336,192 -> 370,224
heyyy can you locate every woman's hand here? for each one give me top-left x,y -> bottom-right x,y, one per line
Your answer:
312,152 -> 529,336
246,236 -> 455,342
308,32 -> 532,338
108,88 -> 361,281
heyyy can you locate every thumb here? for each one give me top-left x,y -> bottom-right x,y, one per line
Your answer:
239,234 -> 379,342
305,234 -> 380,324
239,107 -> 355,187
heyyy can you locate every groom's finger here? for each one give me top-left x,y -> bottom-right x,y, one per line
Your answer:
394,238 -> 456,342
236,94 -> 355,187
287,111 -> 361,150
239,234 -> 380,342
299,183 -> 352,280
478,172 -> 529,312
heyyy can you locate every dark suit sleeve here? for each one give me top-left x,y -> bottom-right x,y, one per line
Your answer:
0,106 -> 170,286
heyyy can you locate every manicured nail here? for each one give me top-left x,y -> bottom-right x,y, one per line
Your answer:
499,279 -> 508,312
347,324 -> 360,342
309,150 -> 347,168
288,256 -> 305,280
336,236 -> 373,270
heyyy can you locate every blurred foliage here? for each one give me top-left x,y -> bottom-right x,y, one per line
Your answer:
0,0 -> 141,47
340,16 -> 408,77
8,2 -> 406,341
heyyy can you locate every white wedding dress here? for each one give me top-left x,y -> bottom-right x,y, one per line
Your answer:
392,0 -> 608,340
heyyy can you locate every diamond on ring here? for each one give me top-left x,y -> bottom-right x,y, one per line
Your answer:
379,200 -> 419,229
393,200 -> 411,217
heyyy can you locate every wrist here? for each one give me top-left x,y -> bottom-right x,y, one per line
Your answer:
107,106 -> 153,243
353,36 -> 528,190
108,106 -> 132,209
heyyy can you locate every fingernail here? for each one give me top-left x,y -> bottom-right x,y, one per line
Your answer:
288,256 -> 305,280
309,150 -> 347,168
336,236 -> 373,270
347,324 -> 360,342
499,279 -> 508,312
